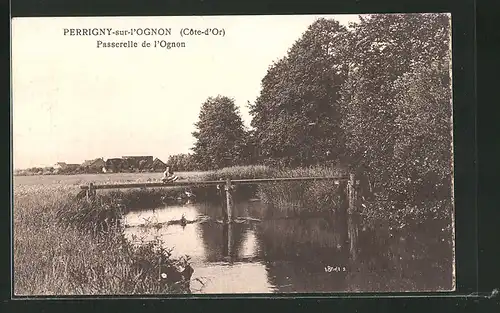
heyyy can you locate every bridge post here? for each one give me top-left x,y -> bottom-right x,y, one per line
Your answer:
87,183 -> 96,202
347,214 -> 359,261
348,173 -> 358,215
225,178 -> 234,223
227,222 -> 233,257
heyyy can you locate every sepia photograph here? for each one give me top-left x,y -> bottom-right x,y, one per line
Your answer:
12,13 -> 455,295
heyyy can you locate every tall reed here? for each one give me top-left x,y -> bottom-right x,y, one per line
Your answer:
14,184 -> 192,295
256,166 -> 348,218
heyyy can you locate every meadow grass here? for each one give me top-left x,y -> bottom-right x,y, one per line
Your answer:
13,184 -> 192,295
14,171 -> 205,186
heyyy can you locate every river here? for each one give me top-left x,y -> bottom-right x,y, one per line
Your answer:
122,199 -> 454,294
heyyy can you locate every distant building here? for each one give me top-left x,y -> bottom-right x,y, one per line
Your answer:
139,158 -> 154,172
57,163 -> 80,173
81,158 -> 106,173
105,158 -> 125,173
54,162 -> 80,172
150,158 -> 167,172
122,156 -> 154,172
71,156 -> 167,173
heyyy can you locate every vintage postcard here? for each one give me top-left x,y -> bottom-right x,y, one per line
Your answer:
12,14 -> 455,295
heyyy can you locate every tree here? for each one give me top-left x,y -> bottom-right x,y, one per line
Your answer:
338,13 -> 452,203
250,18 -> 350,167
138,159 -> 148,171
167,153 -> 199,172
387,59 -> 453,202
192,95 -> 247,170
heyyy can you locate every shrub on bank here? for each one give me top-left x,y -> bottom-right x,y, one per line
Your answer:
201,165 -> 451,225
256,166 -> 348,218
201,165 -> 279,181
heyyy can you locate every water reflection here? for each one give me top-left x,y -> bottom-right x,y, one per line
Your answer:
198,221 -> 248,262
256,213 -> 352,293
192,262 -> 273,293
123,199 -> 454,293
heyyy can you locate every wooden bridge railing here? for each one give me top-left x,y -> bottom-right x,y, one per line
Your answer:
79,174 -> 360,223
79,176 -> 350,190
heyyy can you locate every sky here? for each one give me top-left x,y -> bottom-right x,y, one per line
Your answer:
12,14 -> 360,169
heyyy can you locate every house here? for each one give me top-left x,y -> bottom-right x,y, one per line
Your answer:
62,163 -> 81,173
105,158 -> 126,173
53,162 -> 80,173
122,156 -> 154,172
150,158 -> 167,172
138,157 -> 154,171
66,164 -> 81,171
81,158 -> 106,173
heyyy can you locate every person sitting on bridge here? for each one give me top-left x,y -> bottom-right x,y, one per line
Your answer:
162,166 -> 179,183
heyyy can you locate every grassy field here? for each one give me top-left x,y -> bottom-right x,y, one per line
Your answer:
14,171 -> 206,186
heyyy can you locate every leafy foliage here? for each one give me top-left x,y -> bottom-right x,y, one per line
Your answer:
192,95 -> 248,170
250,18 -> 350,167
166,153 -> 199,171
338,13 -> 452,204
387,60 -> 453,201
189,13 -> 452,210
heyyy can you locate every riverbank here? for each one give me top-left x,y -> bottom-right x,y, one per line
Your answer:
13,184 -> 192,295
62,164 -> 453,225
195,165 -> 453,227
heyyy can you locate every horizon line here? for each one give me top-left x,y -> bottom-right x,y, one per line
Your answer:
13,153 -> 193,170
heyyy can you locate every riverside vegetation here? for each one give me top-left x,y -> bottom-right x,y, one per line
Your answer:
14,182 -> 194,295
14,164 -> 453,295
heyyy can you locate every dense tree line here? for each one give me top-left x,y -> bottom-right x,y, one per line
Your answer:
338,14 -> 452,204
15,166 -> 87,176
250,18 -> 350,167
190,13 -> 452,205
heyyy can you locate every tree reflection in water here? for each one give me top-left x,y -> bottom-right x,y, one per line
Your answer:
126,198 -> 454,293
254,207 -> 453,293
196,200 -> 252,262
255,213 -> 350,293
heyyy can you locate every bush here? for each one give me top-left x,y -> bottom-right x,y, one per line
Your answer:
257,166 -> 348,218
200,165 -> 278,181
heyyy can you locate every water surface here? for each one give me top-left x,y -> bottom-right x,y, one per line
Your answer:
123,199 -> 454,293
